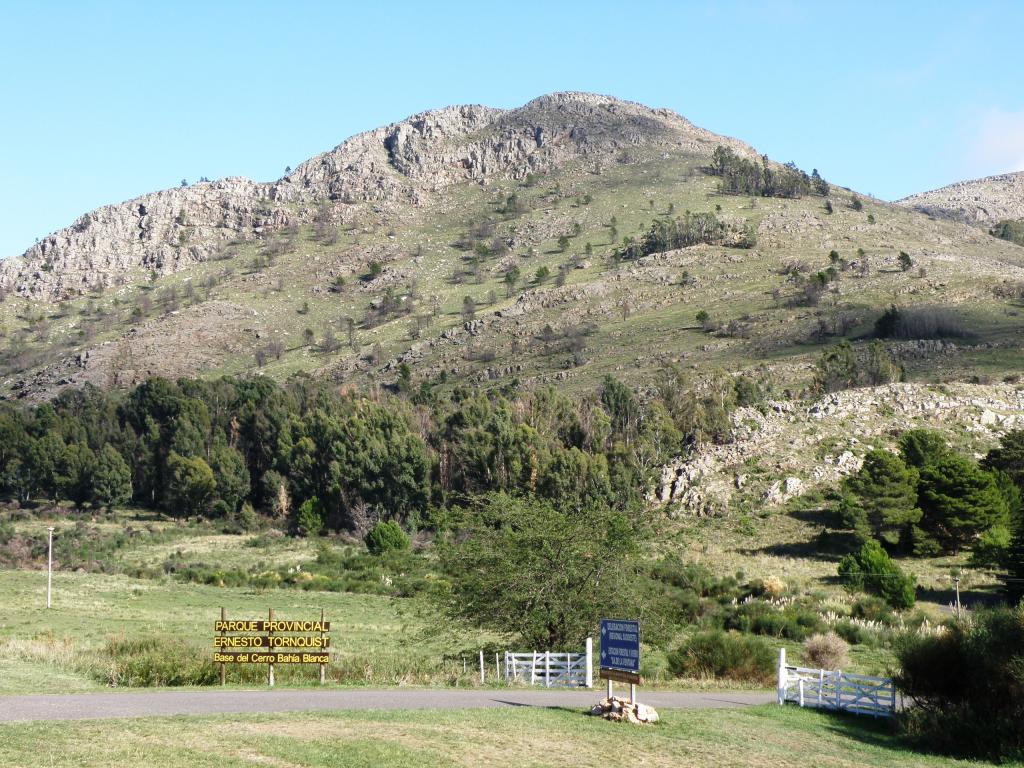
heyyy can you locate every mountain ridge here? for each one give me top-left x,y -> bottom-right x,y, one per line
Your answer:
896,170 -> 1024,226
0,92 -> 750,300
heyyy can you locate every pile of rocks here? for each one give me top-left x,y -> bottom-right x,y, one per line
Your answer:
589,696 -> 659,724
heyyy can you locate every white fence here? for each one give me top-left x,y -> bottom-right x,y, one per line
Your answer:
505,637 -> 593,688
777,649 -> 896,717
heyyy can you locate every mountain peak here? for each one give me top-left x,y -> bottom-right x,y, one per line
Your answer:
0,92 -> 742,300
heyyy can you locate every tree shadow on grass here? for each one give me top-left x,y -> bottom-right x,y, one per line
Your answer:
915,584 -> 1004,611
737,529 -> 859,563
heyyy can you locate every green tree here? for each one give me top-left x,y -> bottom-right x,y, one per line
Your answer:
898,429 -> 951,469
813,341 -> 858,393
981,429 -> 1024,491
840,449 -> 921,546
437,494 -> 647,648
863,341 -> 898,385
91,445 -> 132,509
534,265 -> 550,284
209,443 -> 250,513
898,251 -> 913,271
56,444 -> 97,508
503,266 -> 520,297
365,520 -> 409,554
838,539 -> 916,608
28,432 -> 66,501
557,235 -> 570,252
294,496 -> 323,537
917,455 -> 1012,554
165,452 -> 216,518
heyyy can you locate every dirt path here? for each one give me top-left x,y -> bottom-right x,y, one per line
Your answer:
0,688 -> 775,722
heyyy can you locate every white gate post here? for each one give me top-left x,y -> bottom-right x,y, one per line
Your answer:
777,648 -> 786,705
544,651 -> 551,688
530,652 -> 537,685
585,637 -> 593,688
479,650 -> 485,684
818,669 -> 824,706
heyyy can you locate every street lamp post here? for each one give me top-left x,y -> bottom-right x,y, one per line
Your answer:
46,526 -> 55,609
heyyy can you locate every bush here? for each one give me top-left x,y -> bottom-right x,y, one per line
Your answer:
831,620 -> 873,646
667,630 -> 775,684
364,520 -> 409,555
725,602 -> 824,641
850,596 -> 896,624
802,632 -> 849,670
894,607 -> 1024,761
838,540 -> 916,609
101,636 -> 218,687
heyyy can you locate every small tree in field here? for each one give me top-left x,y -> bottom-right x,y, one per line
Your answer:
437,493 -> 647,648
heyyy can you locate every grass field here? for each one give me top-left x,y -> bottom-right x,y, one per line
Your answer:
3,498 -> 998,693
0,705 -> 1006,768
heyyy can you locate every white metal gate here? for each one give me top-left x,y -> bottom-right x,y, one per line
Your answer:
777,649 -> 896,717
504,638 -> 593,688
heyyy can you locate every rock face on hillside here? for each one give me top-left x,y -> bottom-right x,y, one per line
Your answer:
0,93 -> 748,300
897,171 -> 1024,226
657,382 -> 1024,517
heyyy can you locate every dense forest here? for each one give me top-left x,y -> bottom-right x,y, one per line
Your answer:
0,369 -> 755,533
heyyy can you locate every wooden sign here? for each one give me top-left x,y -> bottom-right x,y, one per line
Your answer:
216,608 -> 330,685
599,668 -> 642,685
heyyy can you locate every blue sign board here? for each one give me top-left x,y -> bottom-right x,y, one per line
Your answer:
599,618 -> 640,673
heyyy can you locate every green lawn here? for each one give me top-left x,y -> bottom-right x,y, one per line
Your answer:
0,568 -> 453,694
0,705 -> 1005,768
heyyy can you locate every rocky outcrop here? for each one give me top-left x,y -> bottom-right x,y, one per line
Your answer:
1,93 -> 751,300
896,171 -> 1024,227
656,382 -> 1024,517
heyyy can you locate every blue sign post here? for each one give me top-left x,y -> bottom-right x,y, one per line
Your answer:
599,618 -> 641,703
599,618 -> 640,673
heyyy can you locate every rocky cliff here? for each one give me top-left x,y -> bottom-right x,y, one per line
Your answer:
896,171 -> 1024,226
0,93 -> 747,300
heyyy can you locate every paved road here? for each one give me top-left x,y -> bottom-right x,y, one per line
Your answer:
0,688 -> 774,723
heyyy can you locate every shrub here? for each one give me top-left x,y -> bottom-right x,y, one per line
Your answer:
101,636 -> 218,687
838,540 -> 916,608
667,630 -> 775,684
802,632 -> 849,670
364,520 -> 409,555
850,596 -> 897,624
831,620 -> 872,646
894,607 -> 1024,761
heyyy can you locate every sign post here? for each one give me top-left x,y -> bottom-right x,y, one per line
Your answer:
598,618 -> 641,703
46,527 -> 55,609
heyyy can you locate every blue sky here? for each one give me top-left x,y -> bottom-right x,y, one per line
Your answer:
2,1 -> 1023,259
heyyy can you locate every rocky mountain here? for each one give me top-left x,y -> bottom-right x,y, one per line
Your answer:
2,91 -> 1024,413
896,170 -> 1024,226
0,93 -> 749,300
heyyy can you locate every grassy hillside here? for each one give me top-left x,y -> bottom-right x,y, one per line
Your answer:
3,132 -> 1024,401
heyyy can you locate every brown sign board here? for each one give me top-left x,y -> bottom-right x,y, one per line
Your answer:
599,668 -> 642,685
214,616 -> 331,666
